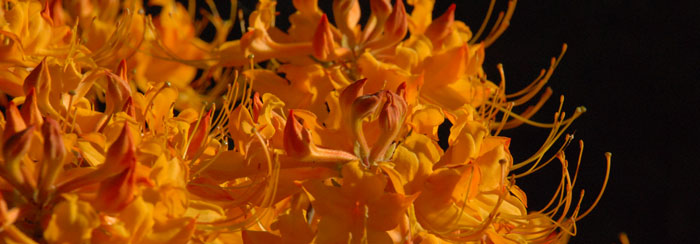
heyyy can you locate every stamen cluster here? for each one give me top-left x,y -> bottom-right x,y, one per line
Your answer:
0,0 -> 610,243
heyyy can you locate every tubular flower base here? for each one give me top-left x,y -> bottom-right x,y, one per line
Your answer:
0,0 -> 611,243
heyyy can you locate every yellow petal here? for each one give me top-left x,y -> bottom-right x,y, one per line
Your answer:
44,194 -> 100,244
119,196 -> 156,243
340,161 -> 387,203
409,104 -> 444,139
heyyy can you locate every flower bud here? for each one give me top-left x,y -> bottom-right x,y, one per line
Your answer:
333,0 -> 361,45
23,58 -> 60,118
40,117 -> 65,194
105,70 -> 132,115
365,0 -> 407,50
2,126 -> 35,185
20,88 -> 43,127
2,102 -> 27,144
312,14 -> 335,61
370,91 -> 407,162
339,78 -> 368,116
350,93 -> 382,164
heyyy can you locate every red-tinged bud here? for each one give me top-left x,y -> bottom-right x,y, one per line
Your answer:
351,94 -> 382,123
93,154 -> 152,214
252,92 -> 263,122
2,102 -> 27,144
116,59 -> 128,81
424,3 -> 455,46
40,0 -> 54,26
93,161 -> 136,213
378,92 -> 407,133
186,109 -> 212,159
284,110 -> 310,157
105,71 -> 132,115
20,88 -> 44,127
395,82 -> 407,98
40,118 -> 65,194
47,0 -> 66,27
383,0 -> 407,44
350,94 -> 382,164
57,122 -> 135,193
370,92 -> 407,162
370,0 -> 392,20
23,58 -> 60,118
339,78 -> 368,120
2,126 -> 35,185
365,0 -> 407,50
121,96 -> 137,118
104,122 -> 136,173
312,14 -> 335,61
284,110 -> 357,162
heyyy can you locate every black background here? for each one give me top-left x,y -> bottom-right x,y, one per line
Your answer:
464,1 -> 697,243
189,0 -> 697,242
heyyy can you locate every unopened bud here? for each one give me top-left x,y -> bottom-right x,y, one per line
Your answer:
2,126 -> 35,185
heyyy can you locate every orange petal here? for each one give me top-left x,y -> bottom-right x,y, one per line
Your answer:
423,3 -> 455,48
283,110 -> 357,162
242,230 -> 282,244
274,210 -> 315,243
144,217 -> 196,243
185,109 -> 212,159
367,192 -> 418,231
93,158 -> 137,213
406,0 -> 435,35
58,122 -> 135,193
252,92 -> 263,122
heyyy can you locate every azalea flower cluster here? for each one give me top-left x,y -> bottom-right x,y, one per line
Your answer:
0,0 -> 610,243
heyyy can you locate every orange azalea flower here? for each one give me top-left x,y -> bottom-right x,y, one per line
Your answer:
0,0 -> 611,243
302,161 -> 418,243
